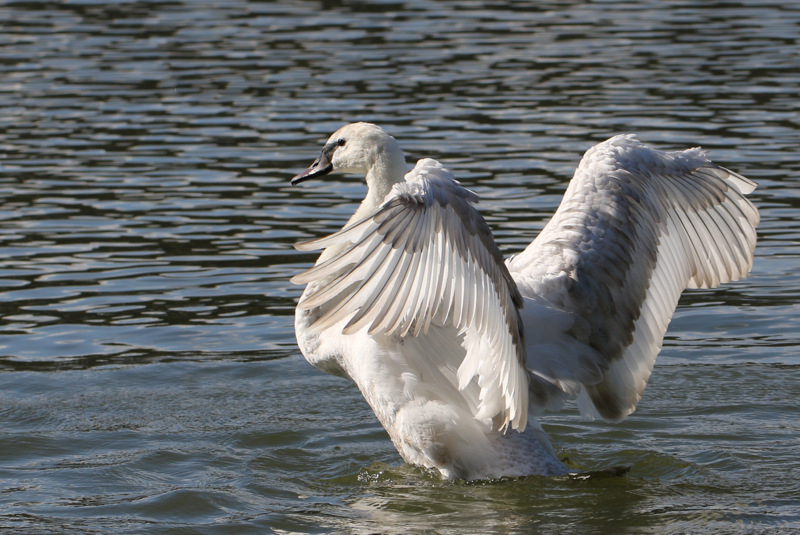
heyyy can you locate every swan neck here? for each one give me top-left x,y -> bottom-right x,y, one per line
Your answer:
369,142 -> 407,198
352,144 -> 407,222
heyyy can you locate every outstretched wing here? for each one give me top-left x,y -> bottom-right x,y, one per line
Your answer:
291,158 -> 530,431
508,135 -> 759,420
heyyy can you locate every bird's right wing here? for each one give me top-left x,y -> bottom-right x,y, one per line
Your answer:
292,158 -> 529,432
507,135 -> 759,420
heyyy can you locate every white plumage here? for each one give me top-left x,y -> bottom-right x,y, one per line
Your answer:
290,122 -> 759,480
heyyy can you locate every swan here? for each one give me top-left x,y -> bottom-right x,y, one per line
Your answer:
290,122 -> 759,480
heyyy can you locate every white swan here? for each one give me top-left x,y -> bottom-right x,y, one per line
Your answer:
290,122 -> 759,480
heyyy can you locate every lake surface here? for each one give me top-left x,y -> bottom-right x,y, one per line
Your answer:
1,0 -> 798,533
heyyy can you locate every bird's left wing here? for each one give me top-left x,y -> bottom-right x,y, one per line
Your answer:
291,158 -> 529,431
508,135 -> 759,421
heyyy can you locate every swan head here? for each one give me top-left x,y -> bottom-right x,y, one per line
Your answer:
291,123 -> 407,193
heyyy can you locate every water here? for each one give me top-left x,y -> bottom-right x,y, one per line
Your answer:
0,0 -> 798,533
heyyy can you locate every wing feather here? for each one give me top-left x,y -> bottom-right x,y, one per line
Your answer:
508,134 -> 759,421
342,246 -> 406,334
293,158 -> 529,431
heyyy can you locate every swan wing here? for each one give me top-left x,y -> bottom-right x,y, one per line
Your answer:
508,135 -> 759,420
292,158 -> 530,431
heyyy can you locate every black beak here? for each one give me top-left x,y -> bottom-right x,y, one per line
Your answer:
291,143 -> 336,185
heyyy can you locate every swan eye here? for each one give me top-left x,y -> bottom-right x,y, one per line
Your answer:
336,138 -> 346,147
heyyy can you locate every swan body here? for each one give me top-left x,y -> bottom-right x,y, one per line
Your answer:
290,122 -> 759,480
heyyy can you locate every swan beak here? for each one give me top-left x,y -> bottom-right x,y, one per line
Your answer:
291,146 -> 334,185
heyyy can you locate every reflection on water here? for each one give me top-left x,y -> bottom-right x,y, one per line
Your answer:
0,0 -> 798,533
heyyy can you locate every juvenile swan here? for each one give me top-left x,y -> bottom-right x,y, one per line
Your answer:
290,122 -> 759,480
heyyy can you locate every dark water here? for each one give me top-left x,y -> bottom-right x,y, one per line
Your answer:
1,0 -> 798,533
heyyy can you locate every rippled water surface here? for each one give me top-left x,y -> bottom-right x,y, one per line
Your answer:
1,1 -> 799,533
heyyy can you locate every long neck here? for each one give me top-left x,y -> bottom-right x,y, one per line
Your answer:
348,142 -> 407,225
